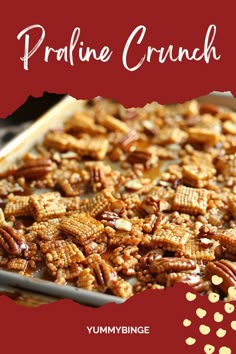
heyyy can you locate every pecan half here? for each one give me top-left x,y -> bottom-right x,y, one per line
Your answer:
14,158 -> 53,179
199,103 -> 220,115
126,150 -> 153,166
90,261 -> 118,291
0,225 -> 27,255
97,211 -> 120,227
89,166 -> 107,192
149,257 -> 197,274
166,272 -> 211,293
141,196 -> 159,214
205,259 -> 236,295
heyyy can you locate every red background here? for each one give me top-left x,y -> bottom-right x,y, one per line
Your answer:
0,0 -> 234,118
0,1 -> 236,353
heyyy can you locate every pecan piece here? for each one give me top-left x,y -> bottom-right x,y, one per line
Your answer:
149,257 -> 197,274
89,166 -> 107,192
205,259 -> 236,296
0,225 -> 27,255
14,158 -> 53,179
166,272 -> 211,293
142,214 -> 158,233
141,196 -> 159,214
116,130 -> 139,151
199,103 -> 220,115
126,150 -> 156,168
97,211 -> 119,227
138,249 -> 164,269
91,261 -> 118,291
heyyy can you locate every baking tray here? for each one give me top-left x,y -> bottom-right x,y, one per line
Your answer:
0,92 -> 235,306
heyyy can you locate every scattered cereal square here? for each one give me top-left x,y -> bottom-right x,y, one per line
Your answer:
29,192 -> 66,222
173,185 -> 208,215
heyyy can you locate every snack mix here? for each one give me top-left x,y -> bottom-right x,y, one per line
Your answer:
0,98 -> 236,301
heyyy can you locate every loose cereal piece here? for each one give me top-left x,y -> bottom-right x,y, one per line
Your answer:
4,195 -> 32,217
181,149 -> 214,167
218,228 -> 236,255
182,164 -> 216,188
23,242 -> 41,262
77,268 -> 97,291
121,193 -> 141,213
133,282 -> 164,294
228,194 -> 236,219
98,114 -> 129,133
110,278 -> 133,298
56,263 -> 83,282
79,188 -> 116,217
30,218 -> 61,241
61,196 -> 80,211
60,212 -> 104,245
0,208 -> 5,225
105,219 -> 143,247
54,269 -> 67,285
40,239 -> 70,253
224,136 -> 236,154
176,238 -> 216,262
144,186 -> 175,203
29,192 -> 66,222
0,179 -> 24,197
181,100 -> 199,117
82,253 -> 102,266
173,185 -> 208,215
46,241 -> 85,275
44,132 -> 80,151
57,172 -> 83,197
188,127 -> 221,145
222,120 -> 236,135
155,128 -> 188,145
75,136 -> 109,160
215,154 -> 236,177
45,132 -> 109,160
84,241 -> 106,256
151,224 -> 192,252
64,112 -> 106,135
110,245 -> 139,275
155,146 -> 177,160
7,258 -> 28,271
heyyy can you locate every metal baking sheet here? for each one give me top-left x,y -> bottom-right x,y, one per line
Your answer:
0,92 -> 235,306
